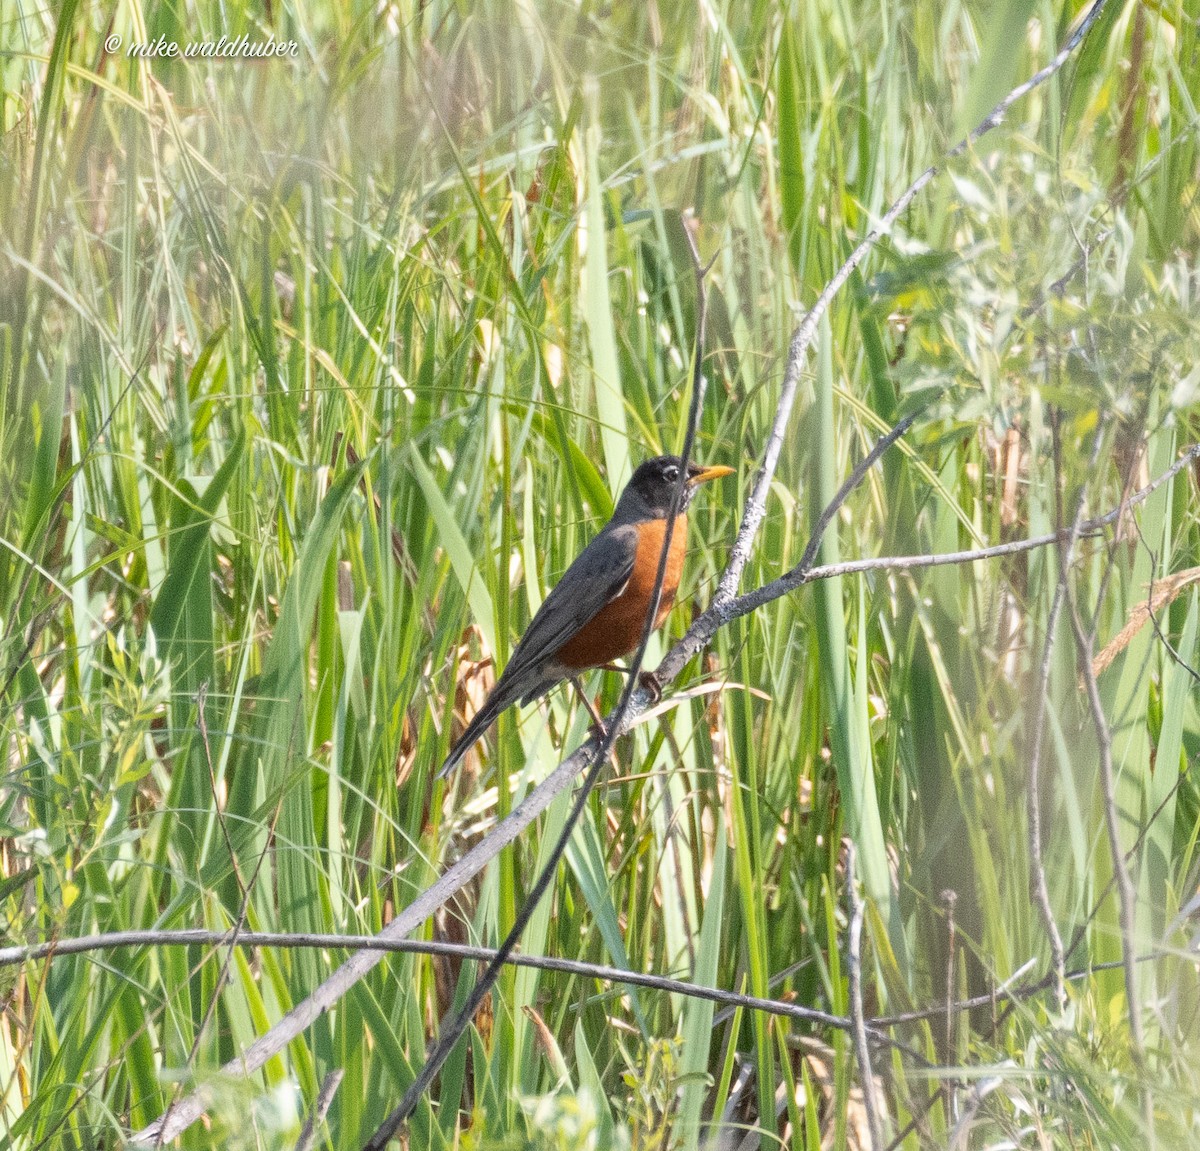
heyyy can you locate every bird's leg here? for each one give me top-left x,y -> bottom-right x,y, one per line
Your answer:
571,677 -> 608,740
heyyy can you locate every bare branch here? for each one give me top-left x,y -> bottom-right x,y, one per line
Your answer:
1068,557 -> 1145,1066
5,925 -> 1171,1038
846,842 -> 886,1151
0,927 -> 878,1041
710,0 -> 1113,610
1027,416 -> 1109,1008
295,1071 -> 343,1151
712,443 -> 1200,629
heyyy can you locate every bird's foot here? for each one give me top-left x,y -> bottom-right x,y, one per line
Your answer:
638,671 -> 662,705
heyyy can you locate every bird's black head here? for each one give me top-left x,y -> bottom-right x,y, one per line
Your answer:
613,455 -> 734,522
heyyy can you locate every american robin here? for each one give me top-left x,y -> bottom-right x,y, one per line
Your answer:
438,455 -> 733,778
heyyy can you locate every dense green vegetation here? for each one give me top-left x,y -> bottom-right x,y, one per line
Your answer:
2,0 -> 1199,1146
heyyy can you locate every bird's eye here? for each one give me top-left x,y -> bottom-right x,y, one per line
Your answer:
663,465 -> 678,482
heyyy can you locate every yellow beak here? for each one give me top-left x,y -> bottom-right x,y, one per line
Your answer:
687,464 -> 735,486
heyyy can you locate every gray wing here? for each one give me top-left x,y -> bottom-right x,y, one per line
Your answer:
496,522 -> 638,688
436,523 -> 637,778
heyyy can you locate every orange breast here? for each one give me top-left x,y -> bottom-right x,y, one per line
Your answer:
553,515 -> 688,670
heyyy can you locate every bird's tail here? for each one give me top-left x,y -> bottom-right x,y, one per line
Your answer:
437,690 -> 508,779
436,666 -> 559,779
436,681 -> 520,777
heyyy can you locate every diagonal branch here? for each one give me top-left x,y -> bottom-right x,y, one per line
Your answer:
711,0 -> 1112,610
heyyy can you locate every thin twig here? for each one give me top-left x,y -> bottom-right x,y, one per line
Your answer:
3,926 -> 1174,1035
846,842 -> 885,1151
1067,418 -> 1150,1090
0,926 -> 887,1043
715,443 -> 1200,627
1129,523 -> 1200,687
1068,571 -> 1145,1067
1027,415 -> 1109,1007
941,888 -> 958,1102
295,1070 -> 344,1151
